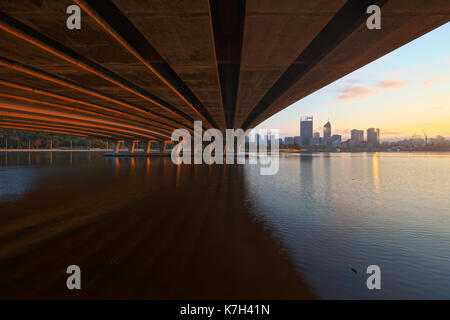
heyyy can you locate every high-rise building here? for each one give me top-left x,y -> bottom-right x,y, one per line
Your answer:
323,121 -> 331,144
255,133 -> 261,146
367,128 -> 380,146
330,134 -> 342,147
351,129 -> 364,145
300,116 -> 313,145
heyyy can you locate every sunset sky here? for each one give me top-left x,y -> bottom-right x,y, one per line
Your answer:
255,22 -> 450,141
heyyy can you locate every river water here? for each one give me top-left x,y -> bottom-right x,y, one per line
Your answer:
0,151 -> 449,299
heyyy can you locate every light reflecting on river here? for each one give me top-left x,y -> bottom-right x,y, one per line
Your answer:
0,151 -> 449,299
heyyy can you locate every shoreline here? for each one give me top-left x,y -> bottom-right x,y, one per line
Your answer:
0,148 -> 449,154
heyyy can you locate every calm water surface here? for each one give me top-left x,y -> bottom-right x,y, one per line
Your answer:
0,151 -> 449,299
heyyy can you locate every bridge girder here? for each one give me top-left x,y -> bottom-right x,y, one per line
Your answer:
0,0 -> 447,139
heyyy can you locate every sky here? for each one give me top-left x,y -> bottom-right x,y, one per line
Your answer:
255,22 -> 450,141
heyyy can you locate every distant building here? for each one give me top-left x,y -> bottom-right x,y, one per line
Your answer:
311,135 -> 324,146
300,116 -> 313,145
255,133 -> 261,146
433,135 -> 447,145
411,133 -> 425,146
367,128 -> 380,146
351,129 -> 364,145
323,121 -> 331,144
284,137 -> 294,145
330,134 -> 342,147
294,136 -> 302,146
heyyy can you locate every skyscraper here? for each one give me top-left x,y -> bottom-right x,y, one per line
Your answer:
323,121 -> 331,144
255,133 -> 261,147
367,128 -> 380,146
300,116 -> 313,146
351,129 -> 364,145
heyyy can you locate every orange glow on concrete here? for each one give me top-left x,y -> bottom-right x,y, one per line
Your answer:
0,109 -> 145,139
0,79 -> 126,116
0,58 -> 153,116
0,102 -> 171,140
0,22 -> 185,121
0,89 -> 174,134
73,0 -> 210,126
0,124 -> 87,137
0,119 -> 125,138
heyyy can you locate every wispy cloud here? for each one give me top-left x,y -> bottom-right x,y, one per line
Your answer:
336,86 -> 376,101
377,80 -> 407,89
422,72 -> 450,87
335,79 -> 408,101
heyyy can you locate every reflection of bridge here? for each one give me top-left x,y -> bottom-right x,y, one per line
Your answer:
0,1 -> 448,153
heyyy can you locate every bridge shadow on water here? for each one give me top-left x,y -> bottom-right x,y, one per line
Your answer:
0,151 -> 314,299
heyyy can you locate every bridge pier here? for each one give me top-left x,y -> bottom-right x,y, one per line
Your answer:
111,140 -> 124,154
145,140 -> 157,154
162,141 -> 174,153
125,140 -> 139,154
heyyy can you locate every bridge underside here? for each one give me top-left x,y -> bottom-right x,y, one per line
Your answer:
0,0 -> 448,143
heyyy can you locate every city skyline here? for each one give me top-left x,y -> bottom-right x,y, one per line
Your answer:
255,22 -> 450,141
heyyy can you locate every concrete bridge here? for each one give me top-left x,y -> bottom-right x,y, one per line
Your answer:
0,0 -> 448,154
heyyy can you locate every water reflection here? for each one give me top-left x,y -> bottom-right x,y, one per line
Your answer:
0,151 -> 312,299
299,153 -> 314,202
372,152 -> 380,194
0,152 -> 449,299
246,152 -> 450,299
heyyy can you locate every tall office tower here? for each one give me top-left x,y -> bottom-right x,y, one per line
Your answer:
255,133 -> 261,147
323,121 -> 331,144
300,116 -> 313,145
266,130 -> 271,148
367,128 -> 380,146
351,129 -> 364,144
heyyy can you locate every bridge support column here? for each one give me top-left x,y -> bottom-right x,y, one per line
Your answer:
161,141 -> 174,153
125,140 -> 138,154
111,140 -> 124,154
145,141 -> 153,154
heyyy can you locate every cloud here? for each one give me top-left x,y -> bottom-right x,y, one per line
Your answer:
422,72 -> 450,87
377,80 -> 407,89
380,130 -> 403,136
336,86 -> 377,101
335,79 -> 407,101
332,129 -> 351,136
